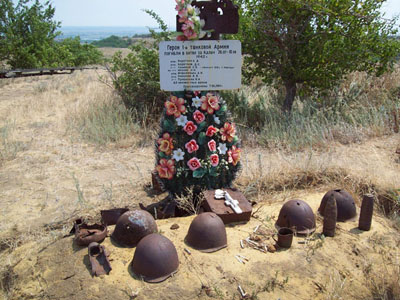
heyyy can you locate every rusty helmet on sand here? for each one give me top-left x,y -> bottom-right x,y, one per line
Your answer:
185,212 -> 227,252
131,233 -> 179,283
275,199 -> 316,235
111,210 -> 157,247
318,189 -> 357,222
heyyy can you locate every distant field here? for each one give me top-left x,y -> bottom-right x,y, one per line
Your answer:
98,47 -> 131,59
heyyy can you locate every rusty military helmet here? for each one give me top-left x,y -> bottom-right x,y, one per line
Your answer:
275,199 -> 316,235
111,210 -> 157,247
131,233 -> 179,283
185,212 -> 227,252
318,189 -> 357,222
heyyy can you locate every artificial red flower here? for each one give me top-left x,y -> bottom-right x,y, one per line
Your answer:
227,146 -> 241,166
208,139 -> 216,152
157,133 -> 174,155
210,154 -> 219,167
193,110 -> 205,124
185,139 -> 199,153
200,93 -> 220,114
187,157 -> 201,171
165,96 -> 186,118
220,122 -> 236,143
176,34 -> 188,41
183,121 -> 197,135
206,125 -> 218,137
156,159 -> 175,180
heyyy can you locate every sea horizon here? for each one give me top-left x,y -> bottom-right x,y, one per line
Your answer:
58,26 -> 163,42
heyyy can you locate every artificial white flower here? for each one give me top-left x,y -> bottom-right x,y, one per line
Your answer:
213,115 -> 221,125
192,96 -> 202,108
172,149 -> 185,162
218,143 -> 227,155
176,115 -> 188,127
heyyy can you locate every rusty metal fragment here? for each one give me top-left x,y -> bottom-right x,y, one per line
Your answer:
74,222 -> 107,246
131,233 -> 179,283
319,189 -> 357,222
275,199 -> 316,235
100,208 -> 129,225
185,212 -> 227,252
359,194 -> 374,231
111,210 -> 157,247
323,194 -> 337,237
88,242 -> 112,276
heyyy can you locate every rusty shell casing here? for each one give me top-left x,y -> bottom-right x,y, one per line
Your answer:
131,233 -> 179,283
323,194 -> 337,237
275,199 -> 316,235
319,189 -> 356,222
111,210 -> 157,247
358,194 -> 374,231
185,212 -> 227,253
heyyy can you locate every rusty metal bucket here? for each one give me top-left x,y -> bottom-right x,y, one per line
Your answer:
274,227 -> 294,248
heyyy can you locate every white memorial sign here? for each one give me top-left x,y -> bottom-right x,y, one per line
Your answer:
159,40 -> 241,91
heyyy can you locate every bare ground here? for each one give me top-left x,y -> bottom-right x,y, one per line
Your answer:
0,71 -> 399,300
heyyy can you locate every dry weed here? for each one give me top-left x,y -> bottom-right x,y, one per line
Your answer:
365,250 -> 400,300
175,188 -> 204,215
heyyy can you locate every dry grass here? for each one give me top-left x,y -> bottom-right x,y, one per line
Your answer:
0,69 -> 399,299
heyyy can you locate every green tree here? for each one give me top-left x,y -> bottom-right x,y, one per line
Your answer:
237,0 -> 400,111
0,0 -> 102,69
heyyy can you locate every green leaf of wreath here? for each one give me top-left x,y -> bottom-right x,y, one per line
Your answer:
193,168 -> 206,178
198,132 -> 206,145
163,119 -> 176,133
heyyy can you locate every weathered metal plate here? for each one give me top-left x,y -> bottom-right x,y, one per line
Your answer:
202,189 -> 252,224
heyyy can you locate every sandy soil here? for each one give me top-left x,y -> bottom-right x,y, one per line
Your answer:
0,71 -> 399,299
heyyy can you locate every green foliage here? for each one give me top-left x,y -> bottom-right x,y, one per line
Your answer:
91,35 -> 131,48
0,0 -> 103,68
108,10 -> 172,124
236,0 -> 400,111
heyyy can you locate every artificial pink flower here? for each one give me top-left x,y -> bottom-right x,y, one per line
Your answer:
184,28 -> 197,40
157,132 -> 174,155
165,96 -> 186,118
206,125 -> 218,137
193,110 -> 205,124
220,122 -> 236,143
227,146 -> 241,166
176,34 -> 188,41
187,157 -> 201,171
208,139 -> 216,152
183,121 -> 197,135
185,139 -> 199,153
210,154 -> 219,167
156,159 -> 175,180
200,93 -> 220,114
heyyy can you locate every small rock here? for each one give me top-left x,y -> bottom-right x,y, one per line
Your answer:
170,224 -> 179,230
267,244 -> 276,253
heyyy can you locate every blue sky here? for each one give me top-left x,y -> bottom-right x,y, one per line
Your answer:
18,0 -> 400,27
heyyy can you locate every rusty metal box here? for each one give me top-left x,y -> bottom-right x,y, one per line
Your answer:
202,189 -> 252,224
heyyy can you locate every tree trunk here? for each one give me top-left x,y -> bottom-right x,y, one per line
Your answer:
283,80 -> 297,112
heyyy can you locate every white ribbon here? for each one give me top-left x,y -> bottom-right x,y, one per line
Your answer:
214,189 -> 243,214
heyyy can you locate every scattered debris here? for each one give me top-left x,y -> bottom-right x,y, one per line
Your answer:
235,255 -> 245,264
267,244 -> 277,253
238,284 -> 247,298
184,248 -> 191,255
240,239 -> 244,249
170,223 -> 179,230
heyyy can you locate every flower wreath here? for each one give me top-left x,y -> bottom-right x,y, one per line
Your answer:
155,92 -> 241,193
175,0 -> 208,40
